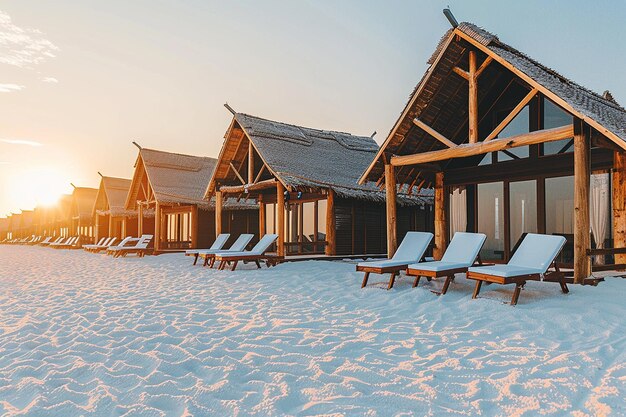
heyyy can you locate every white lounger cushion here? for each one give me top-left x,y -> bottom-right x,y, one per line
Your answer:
185,233 -> 230,255
410,261 -> 470,273
407,232 -> 487,272
467,265 -> 543,278
215,234 -> 278,258
467,233 -> 566,278
357,231 -> 433,269
198,234 -> 254,255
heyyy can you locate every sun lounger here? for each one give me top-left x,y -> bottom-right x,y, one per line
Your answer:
215,234 -> 280,271
36,236 -> 53,246
84,237 -> 119,253
105,236 -> 137,255
357,231 -> 433,289
185,233 -> 230,265
50,236 -> 79,249
406,232 -> 487,295
466,233 -> 568,305
84,236 -> 107,250
40,236 -> 63,246
108,234 -> 153,258
197,234 -> 255,267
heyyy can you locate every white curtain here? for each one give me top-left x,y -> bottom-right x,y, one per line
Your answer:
590,173 -> 610,264
450,186 -> 467,238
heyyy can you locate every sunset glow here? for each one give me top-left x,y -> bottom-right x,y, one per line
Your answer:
5,168 -> 70,211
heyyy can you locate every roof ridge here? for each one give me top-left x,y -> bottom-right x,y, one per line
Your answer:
141,147 -> 217,162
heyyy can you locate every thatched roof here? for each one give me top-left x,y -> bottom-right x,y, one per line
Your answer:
207,113 -> 432,206
71,187 -> 98,221
361,22 -> 626,185
126,147 -> 256,210
93,176 -> 134,217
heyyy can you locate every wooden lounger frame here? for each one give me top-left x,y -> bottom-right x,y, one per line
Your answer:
467,262 -> 569,306
357,264 -> 409,290
217,254 -> 283,271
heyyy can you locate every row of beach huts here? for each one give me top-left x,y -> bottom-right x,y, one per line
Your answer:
3,20 -> 626,293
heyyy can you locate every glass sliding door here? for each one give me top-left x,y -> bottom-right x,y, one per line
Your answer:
266,198 -> 327,255
477,182 -> 505,261
545,176 -> 574,263
509,180 -> 537,253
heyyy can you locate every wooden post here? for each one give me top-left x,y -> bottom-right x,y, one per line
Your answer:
276,182 -> 285,256
258,194 -> 266,236
325,189 -> 336,255
138,204 -> 144,236
468,50 -> 478,143
108,215 -> 114,238
154,202 -> 161,253
573,119 -> 591,283
248,141 -> 254,184
215,191 -> 223,238
385,164 -> 397,257
434,171 -> 447,260
190,205 -> 198,248
613,151 -> 626,264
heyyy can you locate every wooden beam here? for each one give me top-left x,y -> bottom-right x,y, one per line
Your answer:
325,189 -> 336,256
484,88 -> 538,142
253,164 -> 266,184
154,202 -> 161,253
190,205 -> 198,249
215,191 -> 223,238
385,164 -> 398,257
453,66 -> 469,81
391,125 -> 573,166
276,182 -> 285,256
613,151 -> 626,264
258,194 -> 266,237
413,118 -> 456,148
573,119 -> 591,283
229,162 -> 246,185
220,178 -> 277,194
248,142 -> 254,184
475,56 -> 493,78
434,172 -> 446,260
468,50 -> 478,143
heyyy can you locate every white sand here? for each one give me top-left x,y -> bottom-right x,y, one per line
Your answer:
0,246 -> 624,416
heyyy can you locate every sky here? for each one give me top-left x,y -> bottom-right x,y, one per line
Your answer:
0,0 -> 625,216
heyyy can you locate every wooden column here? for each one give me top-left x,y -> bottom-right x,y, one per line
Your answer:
434,171 -> 447,260
573,119 -> 591,283
108,215 -> 114,238
248,142 -> 255,184
138,204 -> 144,236
215,191 -> 223,238
468,50 -> 478,143
385,164 -> 397,257
258,194 -> 266,236
276,182 -> 285,256
325,189 -> 336,255
122,218 -> 127,237
190,205 -> 198,248
613,151 -> 626,263
154,202 -> 161,253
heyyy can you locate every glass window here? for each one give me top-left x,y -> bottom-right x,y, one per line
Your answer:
543,99 -> 574,155
478,182 -> 505,260
265,203 -> 275,234
317,199 -> 327,241
545,176 -> 574,263
509,180 -> 537,251
497,106 -> 529,161
302,202 -> 315,242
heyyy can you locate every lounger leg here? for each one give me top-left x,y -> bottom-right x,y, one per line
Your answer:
412,276 -> 421,288
559,280 -> 569,294
387,272 -> 397,290
203,256 -> 209,267
441,275 -> 453,295
193,254 -> 199,265
472,280 -> 483,299
361,272 -> 370,288
511,281 -> 525,306
255,260 -> 261,269
209,257 -> 215,268
230,261 -> 238,271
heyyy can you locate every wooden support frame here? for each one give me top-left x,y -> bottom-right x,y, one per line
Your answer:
229,162 -> 246,185
154,202 -> 161,253
433,172 -> 446,260
248,142 -> 255,184
468,50 -> 478,143
573,118 -> 591,283
613,151 -> 626,264
325,189 -> 336,256
215,191 -> 223,238
385,164 -> 397,257
276,182 -> 286,256
413,118 -> 456,148
391,125 -> 573,166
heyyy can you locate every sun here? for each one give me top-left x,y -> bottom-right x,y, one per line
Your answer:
7,167 -> 71,210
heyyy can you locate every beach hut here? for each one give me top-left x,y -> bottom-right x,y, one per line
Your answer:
70,187 -> 98,244
206,111 -> 433,257
0,217 -> 8,241
125,146 -> 258,253
359,22 -> 626,283
53,194 -> 73,237
92,175 -> 134,241
18,210 -> 35,238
